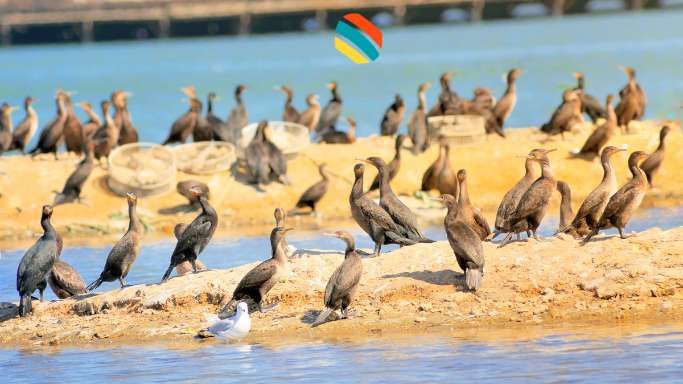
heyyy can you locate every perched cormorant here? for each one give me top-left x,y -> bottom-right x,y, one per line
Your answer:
421,138 -> 457,196
191,97 -> 213,142
161,186 -> 217,282
48,254 -> 87,300
582,151 -> 650,243
320,116 -> 356,144
173,223 -> 207,276
493,68 -> 522,132
0,103 -> 14,154
204,92 -> 224,141
462,88 -> 504,138
615,66 -> 646,128
62,92 -> 85,154
408,82 -> 430,155
219,85 -> 248,143
380,94 -> 405,136
573,72 -> 607,123
500,149 -> 557,246
298,94 -> 321,133
77,101 -> 101,141
640,125 -> 671,187
349,163 -> 416,257
164,97 -> 200,145
368,134 -> 406,192
16,205 -> 58,316
428,72 -> 461,117
87,193 -> 142,290
441,193 -> 485,291
556,180 -> 574,232
576,95 -> 618,160
9,97 -> 38,153
176,180 -> 210,208
561,146 -> 624,237
219,227 -> 292,314
112,90 -> 138,145
363,157 -> 432,244
540,90 -> 583,138
30,91 -> 67,159
291,163 -> 330,214
316,81 -> 342,136
455,169 -> 491,241
277,85 -> 300,123
311,230 -> 363,327
492,149 -> 540,240
92,100 -> 119,161
54,141 -> 94,205
245,121 -> 288,185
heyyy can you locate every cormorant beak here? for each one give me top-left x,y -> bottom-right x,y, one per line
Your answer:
546,148 -> 557,153
284,228 -> 294,233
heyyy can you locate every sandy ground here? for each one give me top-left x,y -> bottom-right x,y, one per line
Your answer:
0,121 -> 681,250
0,226 -> 681,348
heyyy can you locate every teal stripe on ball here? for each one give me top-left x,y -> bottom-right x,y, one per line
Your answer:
335,21 -> 380,60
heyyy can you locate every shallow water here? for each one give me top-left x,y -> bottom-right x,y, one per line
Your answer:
1,10 -> 683,147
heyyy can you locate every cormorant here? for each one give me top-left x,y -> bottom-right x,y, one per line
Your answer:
368,134 -> 406,192
582,151 -> 650,244
421,138 -> 457,196
164,96 -> 200,145
9,97 -> 38,153
161,186 -> 218,282
87,193 -> 142,290
278,85 -> 300,123
30,90 -> 67,159
219,85 -> 248,143
493,68 -> 522,132
311,230 -> 362,327
640,125 -> 671,187
192,98 -> 213,142
556,180 -> 574,232
428,72 -> 461,117
297,94 -> 321,133
245,121 -> 288,185
320,116 -> 356,144
92,100 -> 119,161
408,82 -> 430,155
573,72 -> 607,123
16,205 -> 58,316
48,253 -> 87,300
204,92 -> 224,141
62,92 -> 85,154
576,95 -> 618,159
380,94 -> 405,136
176,180 -> 210,209
316,81 -> 342,137
173,223 -> 207,276
455,169 -> 491,241
112,90 -> 138,145
291,163 -> 330,214
615,66 -> 646,128
54,141 -> 94,205
0,103 -> 14,154
349,163 -> 416,257
540,90 -> 583,139
77,101 -> 101,141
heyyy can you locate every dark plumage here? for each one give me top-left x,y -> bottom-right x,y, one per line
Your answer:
455,169 -> 491,241
16,205 -> 58,316
316,81 -> 342,137
573,72 -> 607,123
320,116 -> 356,144
161,187 -> 217,282
176,180 -> 210,208
428,72 -> 461,117
9,97 -> 38,153
463,87 -> 505,138
220,227 -> 292,315
540,90 -> 583,138
493,68 -> 522,133
54,141 -> 94,205
562,146 -> 624,238
193,98 -> 213,142
62,92 -> 85,154
349,163 -> 416,258
92,100 -> 119,161
441,193 -> 485,291
164,89 -> 200,145
421,138 -> 457,196
112,90 -> 138,145
173,223 -> 208,276
408,82 -> 431,155
278,85 -> 300,123
30,91 -> 67,159
556,180 -> 574,232
369,135 -> 406,192
220,85 -> 248,143
0,103 -> 14,154
48,258 -> 87,299
87,193 -> 142,290
204,92 -> 224,142
312,231 -> 362,327
245,121 -> 288,185
298,94 -> 321,133
77,101 -> 100,142
380,94 -> 405,136
291,163 -> 330,213
576,95 -> 618,159
582,151 -> 650,244
640,125 -> 671,187
615,66 -> 646,128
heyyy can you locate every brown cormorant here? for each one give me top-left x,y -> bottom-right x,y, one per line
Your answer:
640,125 -> 671,187
192,99 -> 214,142
493,68 -> 522,132
220,227 -> 292,314
245,121 -> 288,185
576,95 -> 618,159
291,163 -> 330,214
368,134 -> 406,192
380,94 -> 405,136
561,146 -> 625,237
615,66 -> 646,127
9,97 -> 38,153
408,82 -> 430,155
62,92 -> 85,154
87,193 -> 142,290
0,103 -> 13,154
30,91 -> 67,159
320,116 -> 356,144
311,230 -> 363,327
161,186 -> 218,282
48,243 -> 87,300
455,169 -> 491,241
428,72 -> 461,117
92,100 -> 119,161
556,180 -> 574,232
298,94 -> 322,133
219,85 -> 248,143
54,141 -> 94,205
582,151 -> 650,244
164,93 -> 200,145
204,92 -> 224,141
112,90 -> 138,145
349,163 -> 416,257
573,72 -> 607,123
277,85 -> 300,123
540,90 -> 583,138
77,101 -> 101,141
316,81 -> 342,137
177,180 -> 210,208
421,138 -> 457,196
16,205 -> 58,316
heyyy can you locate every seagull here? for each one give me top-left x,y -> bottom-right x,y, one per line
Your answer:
204,301 -> 251,341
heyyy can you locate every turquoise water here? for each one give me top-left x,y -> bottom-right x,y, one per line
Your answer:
1,10 -> 683,147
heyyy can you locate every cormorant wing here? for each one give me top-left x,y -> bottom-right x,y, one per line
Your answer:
473,209 -> 491,237
12,117 -> 31,139
61,161 -> 93,194
510,180 -> 553,223
297,180 -> 327,207
171,220 -> 212,259
235,259 -> 276,292
601,183 -> 640,220
451,221 -> 484,267
579,125 -> 607,154
50,261 -> 86,294
324,257 -> 362,306
16,239 -> 57,292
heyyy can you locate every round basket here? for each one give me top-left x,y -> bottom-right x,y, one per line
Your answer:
427,115 -> 486,146
237,121 -> 310,159
107,142 -> 176,197
173,141 -> 236,175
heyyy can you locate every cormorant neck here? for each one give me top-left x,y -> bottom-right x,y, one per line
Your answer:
41,214 -> 56,239
198,196 -> 215,217
524,159 -> 535,177
331,87 -> 341,103
344,239 -> 355,256
576,77 -> 585,90
458,179 -> 470,207
319,168 -> 329,181
629,160 -> 646,181
505,80 -> 516,95
236,92 -> 243,105
272,238 -> 288,261
351,173 -> 364,199
394,144 -> 402,160
540,161 -> 554,180
559,188 -> 573,228
128,202 -> 141,232
600,155 -> 615,183
418,91 -> 427,110
378,165 -> 393,198
207,98 -> 214,114
607,102 -> 616,124
657,134 -> 668,151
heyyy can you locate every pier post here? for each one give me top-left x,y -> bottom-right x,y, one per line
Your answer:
159,17 -> 170,38
551,0 -> 565,16
315,9 -> 327,29
629,0 -> 644,9
470,0 -> 485,22
81,20 -> 94,42
393,5 -> 406,25
239,14 -> 251,35
1,24 -> 10,46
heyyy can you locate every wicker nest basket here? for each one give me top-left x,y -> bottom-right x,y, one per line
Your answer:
173,141 -> 236,175
237,121 -> 310,159
107,142 -> 176,197
427,115 -> 486,146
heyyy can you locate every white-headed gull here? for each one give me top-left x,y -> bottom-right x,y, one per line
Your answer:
205,301 -> 251,341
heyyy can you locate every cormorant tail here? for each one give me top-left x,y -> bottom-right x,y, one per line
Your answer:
465,269 -> 482,291
385,231 -> 417,246
311,307 -> 333,328
53,193 -> 71,206
160,264 -> 175,283
86,276 -> 103,292
418,237 -> 435,243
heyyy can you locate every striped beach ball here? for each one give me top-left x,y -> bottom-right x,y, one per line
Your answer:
334,13 -> 383,64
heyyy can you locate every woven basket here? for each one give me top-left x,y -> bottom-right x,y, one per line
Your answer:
427,115 -> 486,146
107,142 -> 176,197
173,141 -> 236,175
237,121 -> 310,159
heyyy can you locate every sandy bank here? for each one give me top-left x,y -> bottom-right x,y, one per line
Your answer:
0,122 -> 680,249
0,226 -> 681,348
